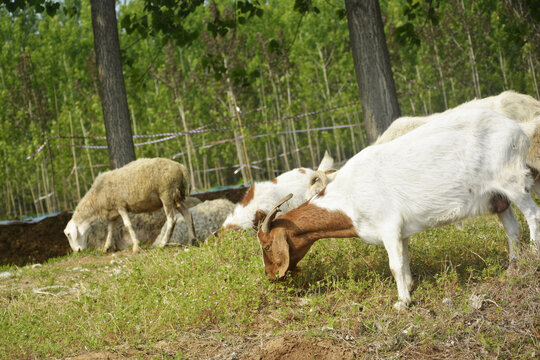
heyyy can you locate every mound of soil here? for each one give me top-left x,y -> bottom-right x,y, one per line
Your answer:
0,211 -> 72,266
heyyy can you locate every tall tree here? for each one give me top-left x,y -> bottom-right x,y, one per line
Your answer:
345,0 -> 401,143
90,0 -> 135,169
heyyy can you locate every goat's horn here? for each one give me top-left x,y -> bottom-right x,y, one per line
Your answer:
261,193 -> 293,233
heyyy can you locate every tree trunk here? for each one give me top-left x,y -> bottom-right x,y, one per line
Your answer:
90,0 -> 135,169
345,0 -> 401,143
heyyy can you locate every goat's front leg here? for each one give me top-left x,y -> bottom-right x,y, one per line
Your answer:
103,219 -> 117,253
118,208 -> 139,253
383,230 -> 412,311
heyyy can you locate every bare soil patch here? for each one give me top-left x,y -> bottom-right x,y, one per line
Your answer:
69,335 -> 357,360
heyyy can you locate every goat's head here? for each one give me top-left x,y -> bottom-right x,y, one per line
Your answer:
64,219 -> 89,252
256,193 -> 295,280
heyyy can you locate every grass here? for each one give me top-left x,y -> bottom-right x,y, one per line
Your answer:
0,214 -> 539,359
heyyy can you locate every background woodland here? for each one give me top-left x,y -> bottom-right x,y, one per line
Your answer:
1,0 -> 539,219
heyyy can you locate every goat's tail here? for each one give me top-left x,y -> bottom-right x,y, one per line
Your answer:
521,116 -> 540,172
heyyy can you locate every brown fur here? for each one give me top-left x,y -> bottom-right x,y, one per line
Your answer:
253,209 -> 267,230
490,193 -> 510,213
271,178 -> 278,184
257,202 -> 358,279
239,185 -> 255,206
299,168 -> 306,174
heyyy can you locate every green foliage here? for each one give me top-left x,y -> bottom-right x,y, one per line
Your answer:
0,0 -> 539,219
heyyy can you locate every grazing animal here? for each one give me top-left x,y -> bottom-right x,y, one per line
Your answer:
220,152 -> 334,232
258,108 -> 540,310
309,91 -> 540,197
64,158 -> 196,253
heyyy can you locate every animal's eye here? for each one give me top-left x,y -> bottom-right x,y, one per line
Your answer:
264,245 -> 271,252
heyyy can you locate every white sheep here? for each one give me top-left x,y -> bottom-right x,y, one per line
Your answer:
308,91 -> 540,197
220,152 -> 334,232
257,108 -> 540,310
64,157 -> 196,253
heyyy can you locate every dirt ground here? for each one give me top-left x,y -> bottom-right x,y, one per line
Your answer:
68,335 -> 357,360
0,211 -> 72,266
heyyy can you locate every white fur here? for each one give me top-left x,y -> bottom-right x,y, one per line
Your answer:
310,108 -> 540,309
222,168 -> 316,230
222,153 -> 335,231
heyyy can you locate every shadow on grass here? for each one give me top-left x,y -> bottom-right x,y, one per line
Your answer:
280,216 -> 523,295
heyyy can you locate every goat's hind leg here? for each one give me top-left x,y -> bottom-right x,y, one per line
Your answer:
510,192 -> 540,253
382,224 -> 412,311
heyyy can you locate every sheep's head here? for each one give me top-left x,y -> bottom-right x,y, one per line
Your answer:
64,219 -> 88,252
257,194 -> 293,280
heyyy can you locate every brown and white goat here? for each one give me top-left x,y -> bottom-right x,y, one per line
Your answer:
258,108 -> 540,310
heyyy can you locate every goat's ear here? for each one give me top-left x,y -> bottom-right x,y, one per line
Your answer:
273,230 -> 290,278
253,210 -> 267,230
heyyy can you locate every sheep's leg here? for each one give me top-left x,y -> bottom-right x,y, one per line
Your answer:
497,207 -> 521,261
155,206 -> 177,248
103,219 -> 117,253
178,202 -> 196,245
512,194 -> 540,253
382,229 -> 412,311
118,208 -> 139,253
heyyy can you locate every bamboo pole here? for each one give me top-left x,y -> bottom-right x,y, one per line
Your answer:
285,70 -> 301,168
415,66 -> 429,115
259,70 -> 275,178
177,102 -> 196,188
429,23 -> 448,109
346,112 -> 358,155
460,0 -> 481,98
14,181 -> 22,218
28,180 -> 40,215
36,166 -> 44,215
305,108 -> 316,169
79,117 -> 96,181
68,112 -> 81,203
40,160 -> 51,213
528,52 -> 539,99
498,48 -> 509,90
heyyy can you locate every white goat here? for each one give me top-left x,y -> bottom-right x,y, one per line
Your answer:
308,90 -> 540,200
220,152 -> 334,232
257,108 -> 540,310
64,158 -> 196,253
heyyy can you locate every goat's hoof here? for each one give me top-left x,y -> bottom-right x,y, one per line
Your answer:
393,301 -> 409,312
